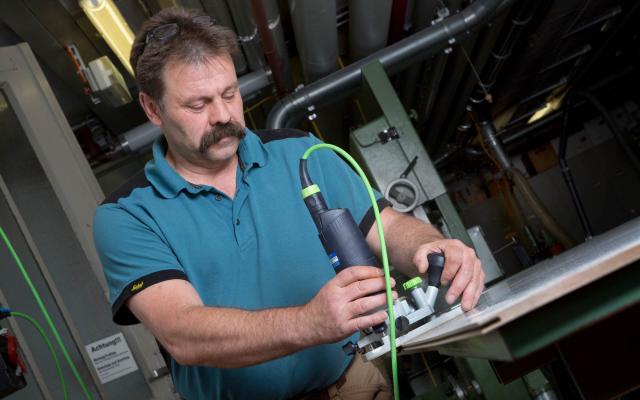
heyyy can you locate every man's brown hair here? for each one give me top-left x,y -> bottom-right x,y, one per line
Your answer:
130,7 -> 239,106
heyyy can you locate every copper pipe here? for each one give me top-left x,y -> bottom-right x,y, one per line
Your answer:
250,0 -> 287,95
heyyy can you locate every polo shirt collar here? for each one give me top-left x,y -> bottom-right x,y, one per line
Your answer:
145,128 -> 267,199
238,128 -> 267,171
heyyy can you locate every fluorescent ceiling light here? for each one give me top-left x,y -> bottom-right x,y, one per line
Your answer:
80,0 -> 134,75
528,94 -> 565,124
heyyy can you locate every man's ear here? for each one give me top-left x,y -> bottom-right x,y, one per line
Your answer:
139,92 -> 163,126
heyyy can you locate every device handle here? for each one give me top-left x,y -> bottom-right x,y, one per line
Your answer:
427,252 -> 445,288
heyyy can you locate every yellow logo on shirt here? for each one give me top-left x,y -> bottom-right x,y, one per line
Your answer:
131,281 -> 144,292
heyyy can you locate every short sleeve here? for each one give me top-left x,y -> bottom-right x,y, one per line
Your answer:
93,204 -> 188,325
304,135 -> 390,236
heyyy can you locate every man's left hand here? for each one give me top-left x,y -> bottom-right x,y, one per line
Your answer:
412,239 -> 484,311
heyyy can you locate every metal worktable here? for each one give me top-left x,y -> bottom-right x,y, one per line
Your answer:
397,216 -> 640,361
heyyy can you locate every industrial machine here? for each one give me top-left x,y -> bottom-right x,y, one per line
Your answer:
342,61 -> 640,399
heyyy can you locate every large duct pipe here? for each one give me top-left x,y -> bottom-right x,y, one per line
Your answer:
238,67 -> 273,100
119,68 -> 272,152
477,116 -> 512,170
251,0 -> 287,95
399,0 -> 439,107
267,0 -> 518,129
263,0 -> 293,91
227,0 -> 266,71
288,0 -> 338,83
349,0 -> 393,61
201,0 -> 248,75
387,0 -> 408,44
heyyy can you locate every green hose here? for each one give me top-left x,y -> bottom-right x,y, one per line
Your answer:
0,226 -> 94,399
302,144 -> 400,400
10,311 -> 68,400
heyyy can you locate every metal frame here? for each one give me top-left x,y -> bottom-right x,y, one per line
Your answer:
352,61 -> 475,247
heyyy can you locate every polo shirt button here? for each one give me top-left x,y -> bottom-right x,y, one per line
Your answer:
236,219 -> 240,225
215,194 -> 222,201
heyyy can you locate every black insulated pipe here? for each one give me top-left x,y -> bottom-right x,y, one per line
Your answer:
559,98 -> 593,240
266,0 -> 520,128
473,100 -> 512,170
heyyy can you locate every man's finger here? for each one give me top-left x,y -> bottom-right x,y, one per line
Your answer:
460,260 -> 481,311
441,240 -> 464,285
345,276 -> 395,301
351,311 -> 388,332
347,291 -> 397,316
445,249 -> 474,304
334,266 -> 384,287
473,265 -> 485,307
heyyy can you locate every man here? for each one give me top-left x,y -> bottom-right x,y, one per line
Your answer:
93,7 -> 485,400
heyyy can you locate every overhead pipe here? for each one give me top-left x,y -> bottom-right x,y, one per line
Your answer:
227,0 -> 265,71
474,0 -> 540,100
262,0 -> 293,91
429,0 -> 537,153
201,0 -> 248,75
422,0 -> 476,150
387,0 -> 409,44
477,115 -> 512,170
267,0 -> 519,129
415,0 -> 461,124
238,67 -> 273,100
571,1 -> 640,91
348,0 -> 393,61
559,98 -> 593,240
404,0 -> 415,31
118,68 -> 272,153
288,0 -> 338,83
250,0 -> 287,95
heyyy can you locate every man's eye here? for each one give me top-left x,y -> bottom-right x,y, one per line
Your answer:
223,94 -> 235,101
188,104 -> 205,111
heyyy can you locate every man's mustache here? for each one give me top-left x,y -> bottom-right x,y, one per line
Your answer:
199,122 -> 246,153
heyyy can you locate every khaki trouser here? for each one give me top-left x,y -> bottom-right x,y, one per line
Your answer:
298,355 -> 391,400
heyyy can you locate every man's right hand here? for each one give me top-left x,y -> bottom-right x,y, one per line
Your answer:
300,266 -> 397,345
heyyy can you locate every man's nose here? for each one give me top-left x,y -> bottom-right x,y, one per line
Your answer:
209,99 -> 232,125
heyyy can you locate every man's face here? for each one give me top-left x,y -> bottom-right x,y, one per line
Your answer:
146,54 -> 246,166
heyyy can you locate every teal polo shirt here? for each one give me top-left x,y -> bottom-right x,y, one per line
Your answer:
93,128 -> 389,399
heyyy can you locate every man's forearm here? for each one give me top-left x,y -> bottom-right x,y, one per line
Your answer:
160,304 -> 312,368
368,209 -> 443,277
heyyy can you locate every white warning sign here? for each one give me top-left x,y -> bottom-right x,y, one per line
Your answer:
85,333 -> 138,384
